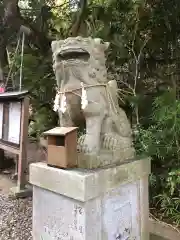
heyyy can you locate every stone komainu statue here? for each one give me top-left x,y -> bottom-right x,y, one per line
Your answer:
51,37 -> 135,168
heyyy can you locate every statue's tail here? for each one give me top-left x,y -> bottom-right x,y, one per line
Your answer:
106,80 -> 132,137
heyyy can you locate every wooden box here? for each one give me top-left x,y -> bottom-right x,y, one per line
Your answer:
44,127 -> 78,169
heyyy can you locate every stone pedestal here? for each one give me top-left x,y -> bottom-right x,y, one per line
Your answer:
30,158 -> 151,240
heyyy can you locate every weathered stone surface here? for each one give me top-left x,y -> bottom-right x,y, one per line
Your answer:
30,159 -> 150,240
51,37 -> 135,168
30,158 -> 150,202
150,219 -> 180,240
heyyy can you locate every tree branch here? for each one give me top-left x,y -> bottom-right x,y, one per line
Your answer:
70,0 -> 87,37
0,0 -> 52,84
3,0 -> 51,52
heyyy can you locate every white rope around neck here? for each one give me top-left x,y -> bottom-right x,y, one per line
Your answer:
53,81 -> 119,116
53,60 -> 89,113
53,82 -> 88,113
53,61 -> 119,115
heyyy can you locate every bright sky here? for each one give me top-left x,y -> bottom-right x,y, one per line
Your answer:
18,0 -> 77,10
19,0 -> 30,9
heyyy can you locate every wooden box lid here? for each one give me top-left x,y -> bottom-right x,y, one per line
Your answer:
43,127 -> 78,136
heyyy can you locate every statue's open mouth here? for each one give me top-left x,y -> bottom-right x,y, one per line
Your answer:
57,48 -> 90,62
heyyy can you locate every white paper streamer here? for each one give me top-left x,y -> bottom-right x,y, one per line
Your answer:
53,92 -> 60,112
81,82 -> 88,109
60,93 -> 67,113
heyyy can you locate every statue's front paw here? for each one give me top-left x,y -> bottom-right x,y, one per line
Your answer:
78,134 -> 100,154
81,144 -> 92,154
78,143 -> 99,154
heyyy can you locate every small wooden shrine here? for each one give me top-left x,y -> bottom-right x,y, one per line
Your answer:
44,127 -> 78,169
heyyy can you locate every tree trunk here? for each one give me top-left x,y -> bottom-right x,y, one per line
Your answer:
0,0 -> 51,83
0,39 -> 8,83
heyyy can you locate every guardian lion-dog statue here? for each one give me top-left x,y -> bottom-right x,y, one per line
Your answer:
51,37 -> 135,168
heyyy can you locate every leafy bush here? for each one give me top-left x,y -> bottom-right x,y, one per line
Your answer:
10,49 -> 58,139
134,90 -> 180,225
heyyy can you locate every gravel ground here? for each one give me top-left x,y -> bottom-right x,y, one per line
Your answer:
0,140 -> 44,240
0,194 -> 32,240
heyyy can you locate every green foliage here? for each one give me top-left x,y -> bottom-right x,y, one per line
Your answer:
10,47 -> 57,138
135,90 -> 180,162
29,106 -> 58,139
151,168 -> 180,226
51,2 -> 72,38
134,90 -> 180,225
